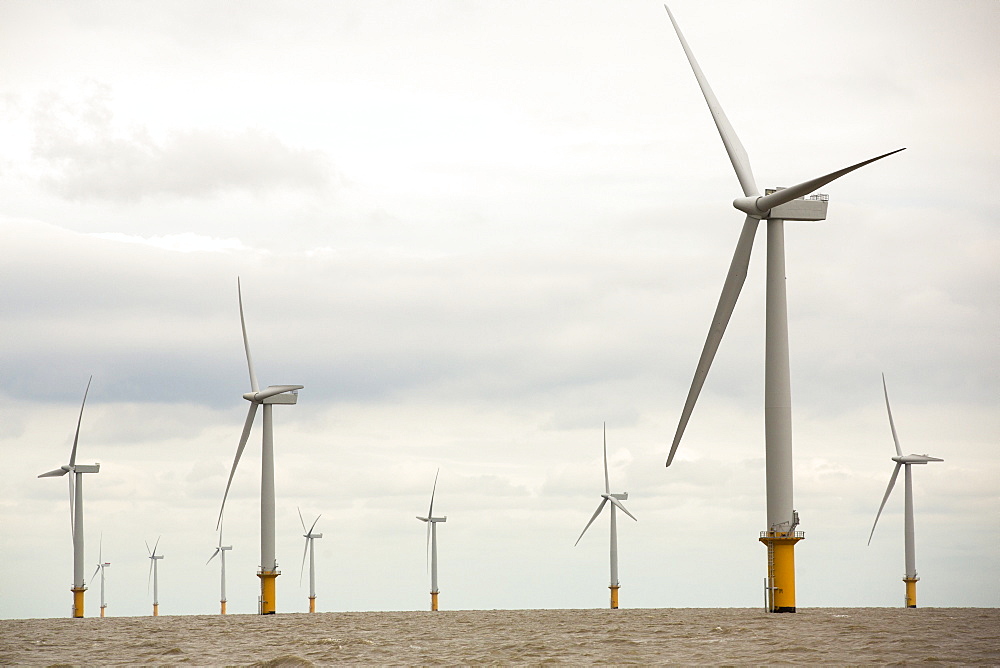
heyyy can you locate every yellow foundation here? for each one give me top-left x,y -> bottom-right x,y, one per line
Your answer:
760,531 -> 804,613
258,570 -> 279,614
430,591 -> 439,612
904,577 -> 918,608
100,605 -> 106,618
309,596 -> 316,613
610,585 -> 620,609
71,587 -> 85,618
220,600 -> 227,615
152,603 -> 159,617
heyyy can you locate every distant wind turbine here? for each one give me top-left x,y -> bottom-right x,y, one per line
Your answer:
38,376 -> 101,618
662,5 -> 904,613
868,374 -> 942,608
207,528 -> 232,615
416,470 -> 446,611
91,536 -> 110,618
217,279 -> 303,615
298,508 -> 323,613
146,537 -> 164,616
575,424 -> 637,609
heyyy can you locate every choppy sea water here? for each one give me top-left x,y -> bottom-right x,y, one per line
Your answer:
3,608 -> 998,665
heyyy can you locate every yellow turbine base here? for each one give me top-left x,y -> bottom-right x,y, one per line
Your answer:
100,605 -> 106,618
904,577 -> 919,608
258,570 -> 279,614
760,531 -> 804,613
220,600 -> 227,615
71,587 -> 85,619
309,596 -> 316,613
610,585 -> 620,610
152,603 -> 159,617
431,591 -> 439,612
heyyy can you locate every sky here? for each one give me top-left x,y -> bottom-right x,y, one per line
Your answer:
1,0 -> 997,619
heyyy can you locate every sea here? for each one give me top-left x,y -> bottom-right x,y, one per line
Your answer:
2,607 -> 998,665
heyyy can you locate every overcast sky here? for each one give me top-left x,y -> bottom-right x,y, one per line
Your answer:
2,1 -> 997,619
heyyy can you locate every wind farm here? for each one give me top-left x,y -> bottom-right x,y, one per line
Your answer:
5,0 -> 995,635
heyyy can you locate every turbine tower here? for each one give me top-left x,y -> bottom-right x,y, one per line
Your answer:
868,374 -> 942,608
91,537 -> 110,618
207,529 -> 233,614
38,376 -> 101,618
575,424 -> 637,609
662,5 -> 903,612
217,279 -> 303,615
298,508 -> 323,613
416,470 -> 446,611
146,538 -> 164,617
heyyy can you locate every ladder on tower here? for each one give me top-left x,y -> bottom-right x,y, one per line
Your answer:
765,538 -> 776,612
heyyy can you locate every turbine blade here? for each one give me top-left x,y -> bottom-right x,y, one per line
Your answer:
37,467 -> 68,478
667,214 -> 759,466
217,403 -> 259,530
882,374 -> 903,457
207,548 -> 220,565
92,564 -> 101,581
308,514 -> 321,536
425,522 -> 432,574
68,475 -> 75,538
574,498 -> 608,546
664,4 -> 757,197
153,535 -> 161,556
69,376 -> 92,468
238,278 -> 260,393
754,149 -> 905,212
145,539 -> 151,555
428,468 -> 440,519
99,533 -> 103,564
608,496 -> 638,522
603,423 -> 610,495
300,537 -> 309,587
298,507 -> 307,533
868,462 -> 902,545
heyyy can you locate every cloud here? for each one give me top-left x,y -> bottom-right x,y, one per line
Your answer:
31,82 -> 331,202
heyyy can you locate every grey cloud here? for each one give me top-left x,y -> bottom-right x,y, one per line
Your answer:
31,84 -> 330,202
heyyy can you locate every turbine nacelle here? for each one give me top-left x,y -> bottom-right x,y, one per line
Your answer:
242,385 -> 302,404
416,516 -> 447,523
892,454 -> 944,465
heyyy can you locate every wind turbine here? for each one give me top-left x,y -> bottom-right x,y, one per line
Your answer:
575,424 -> 637,609
298,508 -> 323,613
868,374 -> 942,608
207,528 -> 232,615
146,538 -> 164,617
91,536 -> 110,617
416,470 -> 446,611
38,376 -> 101,618
662,5 -> 904,612
217,278 -> 303,615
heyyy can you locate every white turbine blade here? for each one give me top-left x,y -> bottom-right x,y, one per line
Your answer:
754,149 -> 905,212
574,498 -> 608,546
427,468 -> 440,518
99,533 -> 103,564
152,535 -> 161,556
145,539 -> 152,556
308,514 -> 321,536
68,475 -> 76,537
300,537 -> 309,586
207,548 -> 220,565
881,373 -> 903,457
425,522 -> 432,574
217,403 -> 259,529
667,214 -> 759,466
251,385 -> 304,401
238,278 -> 259,393
608,496 -> 638,523
68,376 -> 92,468
148,557 -> 153,593
92,564 -> 101,581
868,462 -> 902,545
664,5 -> 757,197
603,424 -> 610,495
298,507 -> 307,533
37,467 -> 68,478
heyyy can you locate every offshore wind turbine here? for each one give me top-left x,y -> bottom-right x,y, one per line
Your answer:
868,374 -> 942,608
298,508 -> 323,613
146,538 -> 164,616
217,279 -> 303,615
662,6 -> 903,613
38,376 -> 100,618
416,470 -> 446,611
91,536 -> 110,617
207,528 -> 232,614
575,424 -> 637,609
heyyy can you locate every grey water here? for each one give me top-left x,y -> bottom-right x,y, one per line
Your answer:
3,607 -> 998,665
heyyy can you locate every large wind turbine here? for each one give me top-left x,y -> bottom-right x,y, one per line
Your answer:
38,376 -> 100,618
416,470 -> 447,611
91,537 -> 110,618
662,5 -> 904,613
575,424 -> 637,609
298,508 -> 323,613
146,538 -> 164,617
207,529 -> 232,614
868,374 -> 942,608
217,279 -> 303,615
